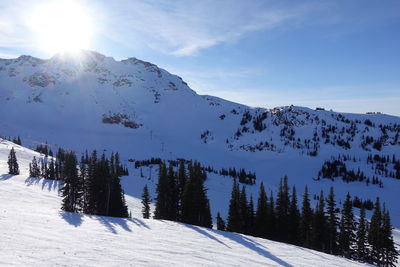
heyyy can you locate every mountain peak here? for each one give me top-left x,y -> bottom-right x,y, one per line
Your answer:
49,50 -> 109,65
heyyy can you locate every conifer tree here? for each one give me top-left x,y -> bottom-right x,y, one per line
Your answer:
83,150 -> 98,214
338,193 -> 356,259
248,195 -> 255,235
180,162 -> 212,228
226,180 -> 241,233
177,160 -> 187,218
29,156 -> 41,177
141,184 -> 151,219
268,191 -> 276,240
275,176 -> 290,242
154,162 -> 169,219
60,152 -> 81,212
95,153 -> 111,216
40,158 -> 48,179
78,156 -> 87,210
167,163 -> 179,221
254,182 -> 269,238
288,185 -> 300,245
239,186 -> 249,234
368,197 -> 383,265
217,212 -> 226,231
326,186 -> 339,254
312,191 -> 328,252
356,206 -> 368,262
107,155 -> 129,218
7,147 -> 19,175
48,158 -> 55,180
299,186 -> 313,248
381,207 -> 398,267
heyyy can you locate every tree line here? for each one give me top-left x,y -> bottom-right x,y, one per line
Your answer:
7,146 -> 129,218
60,150 -> 129,218
134,157 -> 256,185
219,176 -> 397,266
317,159 -> 383,187
1,136 -> 22,146
6,146 -> 398,266
143,161 -> 213,228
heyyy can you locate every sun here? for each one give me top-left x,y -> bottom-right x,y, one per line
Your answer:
30,1 -> 94,54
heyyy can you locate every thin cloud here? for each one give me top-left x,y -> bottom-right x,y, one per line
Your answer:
93,0 -> 319,56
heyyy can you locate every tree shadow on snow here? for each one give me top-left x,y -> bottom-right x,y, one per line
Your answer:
24,177 -> 60,192
41,179 -> 60,192
59,209 -> 150,234
0,174 -> 13,181
129,218 -> 150,229
182,224 -> 230,248
91,216 -> 150,234
187,226 -> 294,267
25,177 -> 41,186
234,235 -> 295,267
60,211 -> 83,227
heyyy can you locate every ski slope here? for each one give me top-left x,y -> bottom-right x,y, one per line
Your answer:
0,139 -> 379,266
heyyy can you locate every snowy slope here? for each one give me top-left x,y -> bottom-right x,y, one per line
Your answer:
0,50 -> 399,229
0,140 -> 374,266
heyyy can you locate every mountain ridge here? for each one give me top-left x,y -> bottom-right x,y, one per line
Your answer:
1,50 -> 400,230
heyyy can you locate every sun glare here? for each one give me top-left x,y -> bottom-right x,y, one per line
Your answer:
30,1 -> 94,55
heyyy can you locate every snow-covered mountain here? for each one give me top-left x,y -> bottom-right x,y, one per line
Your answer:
1,50 -> 400,228
0,139 -> 376,266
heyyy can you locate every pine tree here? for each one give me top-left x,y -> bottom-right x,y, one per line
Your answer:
29,156 -> 41,177
141,184 -> 151,219
288,185 -> 300,245
239,186 -> 249,234
275,176 -> 290,242
326,186 -> 339,255
83,150 -> 98,214
356,206 -> 368,262
368,197 -> 383,265
338,193 -> 356,259
381,207 -> 398,267
167,163 -> 179,221
95,153 -> 111,216
154,162 -> 169,219
7,147 -> 19,175
299,186 -> 313,248
248,195 -> 255,235
254,182 -> 268,238
226,180 -> 241,232
217,212 -> 226,231
60,152 -> 82,213
268,191 -> 276,240
312,190 -> 328,252
180,162 -> 212,228
48,158 -> 55,180
40,158 -> 48,179
78,156 -> 87,211
177,160 -> 187,218
107,154 -> 129,218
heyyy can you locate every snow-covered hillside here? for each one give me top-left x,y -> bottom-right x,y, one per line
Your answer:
0,140 -> 374,266
0,50 -> 399,229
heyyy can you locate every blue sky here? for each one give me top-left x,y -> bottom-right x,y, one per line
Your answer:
1,0 -> 399,115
